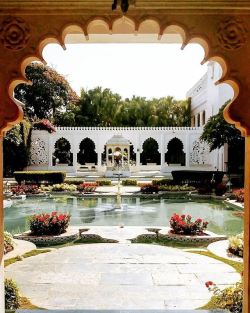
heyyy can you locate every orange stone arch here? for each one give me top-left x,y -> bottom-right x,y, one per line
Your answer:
0,5 -> 250,311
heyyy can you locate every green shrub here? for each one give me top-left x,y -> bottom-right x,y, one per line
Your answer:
206,281 -> 242,313
4,232 -> 14,255
152,179 -> 172,186
51,183 -> 77,192
228,233 -> 244,257
64,178 -> 85,185
159,185 -> 196,191
5,278 -> 21,310
14,171 -> 66,184
96,180 -> 112,186
121,179 -> 137,186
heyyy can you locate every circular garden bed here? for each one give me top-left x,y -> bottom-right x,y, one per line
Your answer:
14,227 -> 78,246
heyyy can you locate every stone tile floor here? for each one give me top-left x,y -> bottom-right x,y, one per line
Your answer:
5,243 -> 240,310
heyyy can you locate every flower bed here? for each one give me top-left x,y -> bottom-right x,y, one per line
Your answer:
14,227 -> 78,246
233,188 -> 244,203
170,213 -> 208,235
134,228 -> 226,244
206,280 -> 242,313
4,232 -> 14,255
11,184 -> 40,195
77,182 -> 97,193
29,212 -> 70,236
228,233 -> 244,258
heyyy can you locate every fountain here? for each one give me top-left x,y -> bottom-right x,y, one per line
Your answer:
94,149 -> 156,215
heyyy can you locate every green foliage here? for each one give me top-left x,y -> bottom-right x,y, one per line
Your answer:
200,102 -> 244,151
14,63 -> 79,121
152,179 -> 173,186
206,281 -> 243,313
57,87 -> 191,127
4,232 -> 14,255
121,179 -> 137,186
14,171 -> 66,184
5,278 -> 21,310
96,180 -> 112,186
64,178 -> 85,185
4,120 -> 32,177
158,185 -> 196,191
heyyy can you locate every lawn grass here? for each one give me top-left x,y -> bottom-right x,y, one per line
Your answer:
20,296 -> 43,309
4,249 -> 51,267
188,249 -> 243,273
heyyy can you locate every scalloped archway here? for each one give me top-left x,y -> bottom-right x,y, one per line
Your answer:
0,7 -> 250,312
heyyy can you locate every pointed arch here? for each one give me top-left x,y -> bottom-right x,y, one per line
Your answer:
77,137 -> 97,165
165,137 -> 186,166
53,137 -> 73,166
140,137 -> 160,165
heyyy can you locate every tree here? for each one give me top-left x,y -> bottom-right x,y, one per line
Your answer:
200,103 -> 244,151
14,63 -> 79,121
3,120 -> 32,176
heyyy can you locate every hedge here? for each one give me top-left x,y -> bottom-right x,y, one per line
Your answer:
64,178 -> 85,185
152,178 -> 173,186
172,170 -> 224,187
5,278 -> 20,310
14,171 -> 66,184
96,180 -> 112,186
121,179 -> 137,186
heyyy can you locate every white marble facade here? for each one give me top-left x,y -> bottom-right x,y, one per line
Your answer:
28,126 -> 219,175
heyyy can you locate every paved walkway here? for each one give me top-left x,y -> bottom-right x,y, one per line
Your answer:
5,243 -> 240,310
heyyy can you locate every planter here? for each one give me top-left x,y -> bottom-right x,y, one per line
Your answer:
14,227 -> 78,246
136,227 -> 227,244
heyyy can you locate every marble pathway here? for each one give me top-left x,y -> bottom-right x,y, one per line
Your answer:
5,243 -> 240,310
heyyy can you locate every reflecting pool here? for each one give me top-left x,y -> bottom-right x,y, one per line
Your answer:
4,196 -> 243,236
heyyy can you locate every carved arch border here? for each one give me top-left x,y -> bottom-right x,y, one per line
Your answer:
1,15 -> 244,136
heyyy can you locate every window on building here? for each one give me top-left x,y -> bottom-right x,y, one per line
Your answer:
197,114 -> 200,127
202,111 -> 206,125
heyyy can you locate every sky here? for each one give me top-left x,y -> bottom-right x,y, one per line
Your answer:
43,43 -> 207,100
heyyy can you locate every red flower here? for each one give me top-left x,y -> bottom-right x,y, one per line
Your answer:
205,281 -> 214,288
181,214 -> 186,219
58,214 -> 65,221
51,211 -> 57,216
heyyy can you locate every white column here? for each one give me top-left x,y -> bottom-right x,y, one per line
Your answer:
185,133 -> 190,168
160,134 -> 165,171
97,150 -> 102,171
136,148 -> 140,169
72,136 -> 78,174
